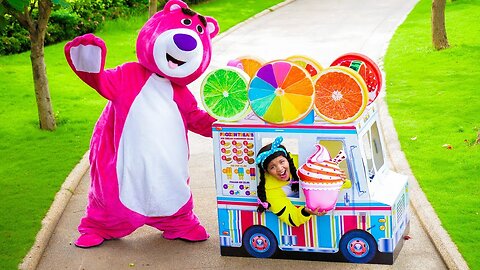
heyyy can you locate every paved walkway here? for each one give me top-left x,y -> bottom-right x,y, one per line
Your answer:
22,0 -> 467,269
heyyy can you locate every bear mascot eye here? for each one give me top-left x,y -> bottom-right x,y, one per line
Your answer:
196,25 -> 204,34
181,18 -> 192,26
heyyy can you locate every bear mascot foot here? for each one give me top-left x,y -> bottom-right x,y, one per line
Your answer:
163,224 -> 209,242
75,233 -> 105,248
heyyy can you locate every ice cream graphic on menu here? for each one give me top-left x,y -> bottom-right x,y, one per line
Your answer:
297,144 -> 349,211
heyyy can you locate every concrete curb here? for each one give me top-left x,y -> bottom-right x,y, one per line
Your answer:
377,99 -> 469,270
19,152 -> 90,270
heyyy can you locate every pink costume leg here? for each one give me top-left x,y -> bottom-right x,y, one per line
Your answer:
148,195 -> 209,242
75,195 -> 142,248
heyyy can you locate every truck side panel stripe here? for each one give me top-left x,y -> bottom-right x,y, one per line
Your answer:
217,200 -> 391,212
228,210 -> 240,243
335,206 -> 391,211
241,210 -> 253,234
265,212 -> 280,241
335,215 -> 341,248
308,218 -> 317,247
343,215 -> 358,233
315,216 -> 332,247
292,224 -> 306,246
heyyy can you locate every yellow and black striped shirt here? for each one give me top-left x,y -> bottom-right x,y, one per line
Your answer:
265,173 -> 311,227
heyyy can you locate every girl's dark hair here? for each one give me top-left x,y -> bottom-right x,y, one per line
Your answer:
256,143 -> 299,213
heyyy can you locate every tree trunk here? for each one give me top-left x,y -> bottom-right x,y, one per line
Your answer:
30,33 -> 56,130
149,0 -> 158,18
30,0 -> 56,130
432,0 -> 449,50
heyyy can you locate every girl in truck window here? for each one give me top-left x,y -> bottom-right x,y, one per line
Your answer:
256,136 -> 326,227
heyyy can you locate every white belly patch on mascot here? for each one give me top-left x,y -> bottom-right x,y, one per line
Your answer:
117,75 -> 190,217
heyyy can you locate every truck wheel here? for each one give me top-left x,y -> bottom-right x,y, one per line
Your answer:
339,230 -> 377,263
242,225 -> 278,258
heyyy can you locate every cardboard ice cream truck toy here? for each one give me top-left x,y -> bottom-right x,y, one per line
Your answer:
201,54 -> 410,264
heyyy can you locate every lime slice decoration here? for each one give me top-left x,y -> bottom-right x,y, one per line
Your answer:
201,67 -> 250,121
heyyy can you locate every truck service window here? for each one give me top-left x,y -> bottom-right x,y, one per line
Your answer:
361,121 -> 385,180
371,122 -> 385,171
317,140 -> 350,179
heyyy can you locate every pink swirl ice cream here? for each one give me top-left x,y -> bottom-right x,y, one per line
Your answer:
297,144 -> 347,211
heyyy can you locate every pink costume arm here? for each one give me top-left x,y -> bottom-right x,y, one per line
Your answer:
173,85 -> 216,137
64,33 -> 120,100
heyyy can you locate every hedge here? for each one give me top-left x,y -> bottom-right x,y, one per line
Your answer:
1,0 -> 206,55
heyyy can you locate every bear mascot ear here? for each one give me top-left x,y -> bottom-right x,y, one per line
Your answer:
164,0 -> 188,12
205,17 -> 219,39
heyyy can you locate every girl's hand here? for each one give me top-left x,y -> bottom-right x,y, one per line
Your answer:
305,207 -> 327,216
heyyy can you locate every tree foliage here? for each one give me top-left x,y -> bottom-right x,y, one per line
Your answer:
0,0 -> 67,130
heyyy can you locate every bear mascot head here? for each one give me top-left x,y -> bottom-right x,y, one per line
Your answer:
136,0 -> 219,86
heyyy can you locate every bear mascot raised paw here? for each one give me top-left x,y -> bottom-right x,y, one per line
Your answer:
64,0 -> 219,248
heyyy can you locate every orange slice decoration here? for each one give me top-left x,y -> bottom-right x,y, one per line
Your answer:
248,60 -> 314,125
314,66 -> 368,124
227,56 -> 265,79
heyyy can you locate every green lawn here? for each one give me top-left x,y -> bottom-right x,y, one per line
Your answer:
0,0 -> 283,268
384,0 -> 480,268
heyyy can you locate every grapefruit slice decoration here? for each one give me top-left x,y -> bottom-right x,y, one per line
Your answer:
201,67 -> 250,122
248,60 -> 314,125
330,52 -> 382,104
314,66 -> 368,124
286,55 -> 323,78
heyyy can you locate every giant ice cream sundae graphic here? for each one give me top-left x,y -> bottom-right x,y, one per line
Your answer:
297,144 -> 349,211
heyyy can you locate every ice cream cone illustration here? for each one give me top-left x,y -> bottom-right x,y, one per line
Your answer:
297,144 -> 349,211
223,167 -> 233,179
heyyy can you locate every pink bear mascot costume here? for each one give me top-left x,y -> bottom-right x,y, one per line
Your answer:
64,0 -> 219,248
